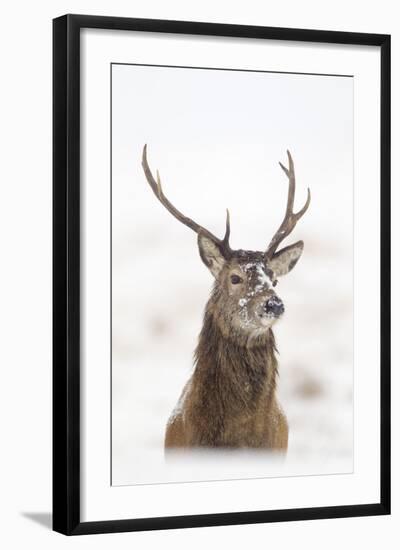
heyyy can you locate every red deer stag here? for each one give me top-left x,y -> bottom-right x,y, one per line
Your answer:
142,145 -> 310,452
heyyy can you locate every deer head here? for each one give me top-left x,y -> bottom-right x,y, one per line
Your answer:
142,145 -> 310,335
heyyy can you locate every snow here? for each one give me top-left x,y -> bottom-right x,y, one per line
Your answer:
242,262 -> 273,294
256,264 -> 273,287
167,380 -> 191,426
111,197 -> 353,486
111,64 -> 353,486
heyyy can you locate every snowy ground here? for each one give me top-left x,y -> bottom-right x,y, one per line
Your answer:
111,64 -> 353,486
111,190 -> 353,486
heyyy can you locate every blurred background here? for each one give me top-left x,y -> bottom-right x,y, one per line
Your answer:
111,64 -> 353,485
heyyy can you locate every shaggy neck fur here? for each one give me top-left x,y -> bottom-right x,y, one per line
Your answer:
187,293 -> 279,446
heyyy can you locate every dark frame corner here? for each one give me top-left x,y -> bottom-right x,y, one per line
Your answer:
53,14 -> 390,536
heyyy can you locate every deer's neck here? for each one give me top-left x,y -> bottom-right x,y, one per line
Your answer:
192,311 -> 278,418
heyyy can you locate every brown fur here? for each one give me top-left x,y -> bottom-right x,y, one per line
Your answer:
141,147 -> 308,454
165,252 -> 289,452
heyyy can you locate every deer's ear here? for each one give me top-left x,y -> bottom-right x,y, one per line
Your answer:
197,233 -> 226,278
269,241 -> 304,277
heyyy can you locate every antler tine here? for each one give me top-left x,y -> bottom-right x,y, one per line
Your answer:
265,150 -> 311,259
223,208 -> 231,246
142,145 -> 232,256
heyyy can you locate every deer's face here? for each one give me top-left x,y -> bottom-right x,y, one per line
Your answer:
224,252 -> 283,332
142,146 -> 310,337
198,237 -> 304,334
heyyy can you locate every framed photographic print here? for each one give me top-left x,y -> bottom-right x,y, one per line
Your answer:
53,14 -> 391,535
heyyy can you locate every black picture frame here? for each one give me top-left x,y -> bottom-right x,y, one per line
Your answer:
53,14 -> 391,535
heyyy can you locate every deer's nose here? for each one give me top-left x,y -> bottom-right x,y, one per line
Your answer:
265,296 -> 285,317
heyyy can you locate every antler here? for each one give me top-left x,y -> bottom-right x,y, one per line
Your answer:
265,150 -> 311,259
142,145 -> 232,257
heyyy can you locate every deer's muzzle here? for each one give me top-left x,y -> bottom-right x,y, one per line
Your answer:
264,296 -> 285,317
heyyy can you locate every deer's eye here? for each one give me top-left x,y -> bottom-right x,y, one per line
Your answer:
231,275 -> 243,285
272,279 -> 278,287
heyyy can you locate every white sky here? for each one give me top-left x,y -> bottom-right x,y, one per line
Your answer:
112,63 -> 353,252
